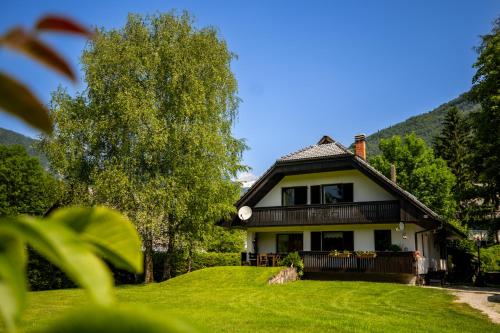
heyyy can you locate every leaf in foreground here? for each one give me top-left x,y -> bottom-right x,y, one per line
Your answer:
35,15 -> 93,37
0,216 -> 114,306
49,206 -> 143,273
0,234 -> 27,332
1,27 -> 75,81
0,72 -> 51,133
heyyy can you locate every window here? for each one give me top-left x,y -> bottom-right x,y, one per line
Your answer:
321,231 -> 354,251
322,183 -> 353,203
276,234 -> 303,253
310,185 -> 321,204
282,186 -> 307,206
311,231 -> 322,251
374,230 -> 392,251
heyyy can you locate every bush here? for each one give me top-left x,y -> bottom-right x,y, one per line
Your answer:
481,245 -> 500,272
27,249 -> 240,290
279,252 -> 304,276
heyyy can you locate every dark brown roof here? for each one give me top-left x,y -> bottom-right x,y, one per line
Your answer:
238,135 -> 440,218
278,135 -> 352,162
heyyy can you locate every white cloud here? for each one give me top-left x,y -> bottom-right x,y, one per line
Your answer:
236,171 -> 258,189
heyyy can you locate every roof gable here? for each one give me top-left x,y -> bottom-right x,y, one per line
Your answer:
278,135 -> 352,162
237,135 -> 440,224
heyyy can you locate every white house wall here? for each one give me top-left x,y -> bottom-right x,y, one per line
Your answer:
255,169 -> 396,207
248,223 -> 423,253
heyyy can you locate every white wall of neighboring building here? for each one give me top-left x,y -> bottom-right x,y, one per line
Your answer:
255,169 -> 395,207
247,223 -> 423,253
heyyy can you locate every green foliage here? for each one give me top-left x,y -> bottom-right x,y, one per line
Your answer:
481,245 -> 500,272
40,12 -> 246,281
0,145 -> 60,216
433,107 -> 473,214
18,267 -> 499,333
27,251 -> 239,291
35,306 -> 199,333
203,227 -> 245,253
358,94 -> 480,157
370,133 -> 456,219
278,252 -> 304,276
0,206 -> 142,332
470,17 -> 500,210
0,128 -> 48,168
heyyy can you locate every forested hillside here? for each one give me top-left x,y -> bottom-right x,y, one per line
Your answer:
0,128 -> 47,167
362,93 -> 480,157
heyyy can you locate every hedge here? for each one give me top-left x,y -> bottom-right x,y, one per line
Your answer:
27,248 -> 239,291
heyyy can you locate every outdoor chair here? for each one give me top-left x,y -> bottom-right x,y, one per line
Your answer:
257,253 -> 268,267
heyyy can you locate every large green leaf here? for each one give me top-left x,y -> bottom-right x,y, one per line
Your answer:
49,206 -> 143,273
0,72 -> 52,133
0,216 -> 114,306
35,305 -> 202,333
0,233 -> 26,332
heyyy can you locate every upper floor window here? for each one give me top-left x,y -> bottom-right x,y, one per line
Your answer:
282,186 -> 307,206
322,183 -> 353,203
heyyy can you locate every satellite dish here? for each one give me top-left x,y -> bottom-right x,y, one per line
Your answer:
399,222 -> 405,231
238,206 -> 252,221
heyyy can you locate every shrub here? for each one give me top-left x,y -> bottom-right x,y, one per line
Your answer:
279,252 -> 304,276
27,250 -> 240,290
481,245 -> 500,272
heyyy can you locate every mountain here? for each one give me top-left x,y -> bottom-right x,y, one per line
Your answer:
0,128 -> 48,168
361,93 -> 480,157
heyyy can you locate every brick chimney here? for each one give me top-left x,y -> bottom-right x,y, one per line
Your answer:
354,134 -> 366,160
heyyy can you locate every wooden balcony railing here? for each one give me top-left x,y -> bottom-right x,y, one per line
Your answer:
300,251 -> 417,274
246,201 -> 400,227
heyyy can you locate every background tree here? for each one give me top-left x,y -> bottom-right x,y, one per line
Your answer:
433,107 -> 473,219
0,144 -> 60,216
469,17 -> 500,211
370,134 -> 456,219
41,12 -> 246,283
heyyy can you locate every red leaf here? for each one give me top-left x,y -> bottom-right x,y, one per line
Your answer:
1,27 -> 76,81
35,15 -> 93,37
0,72 -> 52,133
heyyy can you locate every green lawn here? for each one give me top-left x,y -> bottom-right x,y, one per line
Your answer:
19,267 -> 499,332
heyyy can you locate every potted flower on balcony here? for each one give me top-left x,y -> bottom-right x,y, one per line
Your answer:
355,251 -> 377,258
329,250 -> 352,258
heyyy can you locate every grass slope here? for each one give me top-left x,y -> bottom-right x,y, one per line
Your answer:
18,267 -> 498,333
358,93 -> 480,157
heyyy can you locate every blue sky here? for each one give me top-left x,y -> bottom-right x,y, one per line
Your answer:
1,1 -> 499,177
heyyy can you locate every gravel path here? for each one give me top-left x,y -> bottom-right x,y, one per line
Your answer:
428,286 -> 500,324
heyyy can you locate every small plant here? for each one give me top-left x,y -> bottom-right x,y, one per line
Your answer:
329,250 -> 352,257
279,252 -> 304,276
355,251 -> 377,258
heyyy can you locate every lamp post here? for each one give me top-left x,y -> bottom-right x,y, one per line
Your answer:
469,230 -> 488,286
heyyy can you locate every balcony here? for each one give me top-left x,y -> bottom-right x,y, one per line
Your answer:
245,200 -> 400,227
300,251 -> 418,274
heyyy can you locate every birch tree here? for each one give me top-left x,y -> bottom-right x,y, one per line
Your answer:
41,12 -> 245,282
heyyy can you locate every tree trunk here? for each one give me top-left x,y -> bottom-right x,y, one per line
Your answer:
163,227 -> 175,280
187,243 -> 193,273
144,234 -> 154,283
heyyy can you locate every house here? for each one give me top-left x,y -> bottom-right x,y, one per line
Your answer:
232,134 -> 462,282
